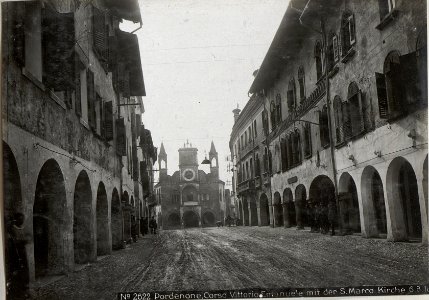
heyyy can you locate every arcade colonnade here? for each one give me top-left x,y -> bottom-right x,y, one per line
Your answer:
3,133 -> 134,284
236,153 -> 428,244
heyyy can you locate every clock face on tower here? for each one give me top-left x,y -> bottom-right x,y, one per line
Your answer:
183,168 -> 196,181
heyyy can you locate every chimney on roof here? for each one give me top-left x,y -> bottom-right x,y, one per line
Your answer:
252,69 -> 259,77
232,104 -> 241,124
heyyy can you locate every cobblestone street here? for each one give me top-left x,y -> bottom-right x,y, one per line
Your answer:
35,227 -> 428,299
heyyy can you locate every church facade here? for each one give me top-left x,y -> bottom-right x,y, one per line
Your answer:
154,142 -> 226,229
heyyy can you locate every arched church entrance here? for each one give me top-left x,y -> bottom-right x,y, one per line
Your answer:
183,211 -> 199,228
167,212 -> 181,228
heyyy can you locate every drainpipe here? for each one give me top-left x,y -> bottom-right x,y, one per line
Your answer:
321,19 -> 342,234
296,1 -> 342,233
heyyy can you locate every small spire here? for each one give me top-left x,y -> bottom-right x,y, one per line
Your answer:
159,142 -> 167,157
209,141 -> 217,154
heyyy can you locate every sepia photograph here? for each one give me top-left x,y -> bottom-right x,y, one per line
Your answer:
0,0 -> 428,299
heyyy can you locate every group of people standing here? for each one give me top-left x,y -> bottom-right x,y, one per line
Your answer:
307,198 -> 338,235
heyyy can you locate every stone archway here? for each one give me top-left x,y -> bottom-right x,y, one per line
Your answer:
309,175 -> 336,234
361,166 -> 387,237
183,211 -> 199,228
202,211 -> 216,227
4,142 -> 29,294
295,184 -> 307,229
122,191 -> 131,242
339,173 -> 361,233
273,192 -> 283,227
111,188 -> 122,250
242,197 -> 249,226
283,188 -> 295,228
249,200 -> 258,226
167,212 -> 181,228
386,157 -> 422,241
33,159 -> 68,278
96,182 -> 109,255
259,193 -> 270,226
238,200 -> 244,225
73,171 -> 94,264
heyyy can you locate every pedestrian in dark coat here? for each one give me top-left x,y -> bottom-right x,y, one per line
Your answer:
328,200 -> 337,236
149,216 -> 157,234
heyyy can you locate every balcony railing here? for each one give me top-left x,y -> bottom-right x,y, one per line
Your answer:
254,176 -> 261,189
237,179 -> 255,194
262,172 -> 271,186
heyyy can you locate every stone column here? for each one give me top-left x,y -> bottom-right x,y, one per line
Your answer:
283,203 -> 290,228
247,201 -> 252,226
295,200 -> 304,229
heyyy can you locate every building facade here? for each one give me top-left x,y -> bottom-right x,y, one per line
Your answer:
231,0 -> 428,244
154,142 -> 225,229
2,0 -> 157,292
230,96 -> 273,227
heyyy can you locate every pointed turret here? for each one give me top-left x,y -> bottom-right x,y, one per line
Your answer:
209,141 -> 219,178
158,142 -> 168,179
209,141 -> 217,155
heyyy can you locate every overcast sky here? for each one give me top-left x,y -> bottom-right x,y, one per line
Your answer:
128,0 -> 289,187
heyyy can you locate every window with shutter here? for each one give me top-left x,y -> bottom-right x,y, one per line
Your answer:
341,12 -> 356,55
375,72 -> 389,118
86,69 -> 96,130
298,66 -> 305,100
116,118 -> 126,156
348,15 -> 356,45
92,6 -> 108,71
287,81 -> 295,111
281,138 -> 287,172
118,63 -> 130,98
304,124 -> 312,158
287,136 -> 293,169
295,131 -> 302,164
276,94 -> 282,123
333,97 -> 344,144
315,41 -> 323,81
42,8 -> 75,91
347,83 -> 364,137
270,101 -> 276,129
342,102 -> 352,140
104,101 -> 113,141
399,52 -> 419,105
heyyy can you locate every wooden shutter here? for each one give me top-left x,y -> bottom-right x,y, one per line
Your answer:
118,63 -> 130,98
280,139 -> 286,172
42,8 -> 75,90
108,35 -> 118,72
378,0 -> 389,19
342,102 -> 352,140
87,69 -> 96,129
104,101 -> 113,141
287,90 -> 294,110
400,52 -> 418,104
11,2 -> 25,67
375,72 -> 389,118
92,6 -> 108,70
116,118 -> 126,156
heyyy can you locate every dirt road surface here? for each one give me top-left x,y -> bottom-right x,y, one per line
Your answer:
35,227 -> 428,299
